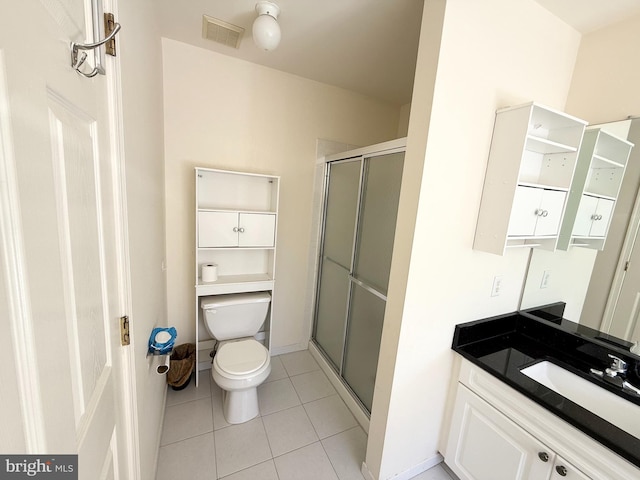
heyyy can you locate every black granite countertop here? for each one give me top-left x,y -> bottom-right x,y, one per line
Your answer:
452,305 -> 640,469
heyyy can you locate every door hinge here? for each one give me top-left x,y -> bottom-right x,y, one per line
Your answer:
624,261 -> 630,272
104,13 -> 118,57
120,315 -> 130,346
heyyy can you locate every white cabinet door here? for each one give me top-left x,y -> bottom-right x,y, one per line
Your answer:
572,196 -> 614,238
198,211 -> 239,247
590,198 -> 614,237
508,186 -> 566,237
535,189 -> 566,236
238,213 -> 276,247
508,186 -> 543,236
446,385 -> 554,480
551,457 -> 592,480
573,195 -> 598,237
198,211 -> 276,247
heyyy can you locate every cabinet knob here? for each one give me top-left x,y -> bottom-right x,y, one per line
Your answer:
541,210 -> 548,217
233,226 -> 239,232
538,452 -> 549,462
238,227 -> 245,233
535,209 -> 549,217
555,465 -> 568,476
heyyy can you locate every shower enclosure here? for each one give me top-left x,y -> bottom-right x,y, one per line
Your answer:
312,144 -> 404,414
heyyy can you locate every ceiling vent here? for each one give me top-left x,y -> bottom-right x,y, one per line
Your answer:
202,15 -> 244,49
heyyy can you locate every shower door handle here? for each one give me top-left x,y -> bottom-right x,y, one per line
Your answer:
348,275 -> 387,301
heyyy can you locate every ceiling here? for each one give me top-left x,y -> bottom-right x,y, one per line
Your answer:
157,1 -> 640,106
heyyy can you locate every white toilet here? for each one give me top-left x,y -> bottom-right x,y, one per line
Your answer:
201,291 -> 272,424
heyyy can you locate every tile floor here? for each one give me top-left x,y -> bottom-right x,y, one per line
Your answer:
157,350 -> 455,480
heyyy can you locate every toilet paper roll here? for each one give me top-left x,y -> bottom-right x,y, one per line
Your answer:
202,263 -> 218,282
156,354 -> 170,375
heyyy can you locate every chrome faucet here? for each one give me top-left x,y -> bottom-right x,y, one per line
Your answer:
606,354 -> 627,377
590,354 -> 640,396
590,354 -> 626,378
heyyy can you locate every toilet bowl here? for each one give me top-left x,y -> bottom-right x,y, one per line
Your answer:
211,338 -> 271,424
201,292 -> 272,424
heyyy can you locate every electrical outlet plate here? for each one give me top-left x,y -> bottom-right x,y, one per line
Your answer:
491,275 -> 503,297
541,270 -> 551,289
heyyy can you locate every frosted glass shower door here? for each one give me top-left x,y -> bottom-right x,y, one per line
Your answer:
343,152 -> 404,412
313,160 -> 361,369
313,151 -> 403,414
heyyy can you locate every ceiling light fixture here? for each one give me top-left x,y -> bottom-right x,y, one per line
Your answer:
252,1 -> 281,51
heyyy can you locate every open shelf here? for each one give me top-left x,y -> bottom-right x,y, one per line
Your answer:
525,135 -> 577,154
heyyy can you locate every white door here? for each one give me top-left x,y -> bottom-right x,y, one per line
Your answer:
445,385 -> 553,480
238,213 -> 276,247
0,1 -> 131,479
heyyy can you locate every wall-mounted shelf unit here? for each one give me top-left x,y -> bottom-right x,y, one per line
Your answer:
194,168 -> 279,385
474,102 -> 587,255
557,128 -> 633,251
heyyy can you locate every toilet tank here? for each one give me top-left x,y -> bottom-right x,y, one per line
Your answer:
201,292 -> 271,341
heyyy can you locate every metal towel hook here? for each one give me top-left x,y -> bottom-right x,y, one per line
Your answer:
70,20 -> 121,78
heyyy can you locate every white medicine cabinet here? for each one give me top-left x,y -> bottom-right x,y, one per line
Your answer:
557,127 -> 633,250
194,168 -> 279,385
474,102 -> 587,255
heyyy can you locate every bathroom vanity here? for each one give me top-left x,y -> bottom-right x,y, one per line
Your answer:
446,305 -> 640,479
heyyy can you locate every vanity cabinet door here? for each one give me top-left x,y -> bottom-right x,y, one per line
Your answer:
551,457 -> 592,480
446,384 -> 554,480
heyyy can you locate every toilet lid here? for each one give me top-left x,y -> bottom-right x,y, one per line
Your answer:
216,339 -> 268,375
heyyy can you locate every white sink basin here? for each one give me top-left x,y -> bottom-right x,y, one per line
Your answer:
520,361 -> 640,438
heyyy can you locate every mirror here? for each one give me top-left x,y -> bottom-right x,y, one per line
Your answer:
521,118 -> 640,355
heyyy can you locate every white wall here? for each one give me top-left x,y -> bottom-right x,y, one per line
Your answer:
118,3 -> 168,479
365,0 -> 582,478
162,39 -> 402,353
566,13 -> 640,123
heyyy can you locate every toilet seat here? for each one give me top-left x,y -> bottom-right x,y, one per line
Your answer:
215,339 -> 269,377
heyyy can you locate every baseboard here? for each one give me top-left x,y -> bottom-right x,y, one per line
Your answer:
308,342 -> 370,433
361,454 -> 444,480
271,342 -> 308,356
